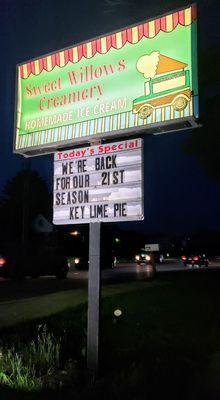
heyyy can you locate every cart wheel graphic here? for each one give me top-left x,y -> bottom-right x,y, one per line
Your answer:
139,105 -> 153,119
173,96 -> 188,111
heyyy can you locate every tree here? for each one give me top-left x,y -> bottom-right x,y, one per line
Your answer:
0,169 -> 51,244
182,42 -> 220,181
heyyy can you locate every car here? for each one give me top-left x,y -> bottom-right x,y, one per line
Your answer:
181,254 -> 209,268
135,251 -> 152,265
0,244 -> 70,280
72,255 -> 89,270
73,253 -> 117,270
134,250 -> 157,278
0,252 -> 8,278
135,250 -> 164,265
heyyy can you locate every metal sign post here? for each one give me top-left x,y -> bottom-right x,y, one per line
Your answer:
87,222 -> 101,376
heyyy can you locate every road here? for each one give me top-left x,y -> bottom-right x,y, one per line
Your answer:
0,258 -> 220,302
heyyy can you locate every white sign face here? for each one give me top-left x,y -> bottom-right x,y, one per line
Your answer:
53,138 -> 144,224
145,244 -> 159,252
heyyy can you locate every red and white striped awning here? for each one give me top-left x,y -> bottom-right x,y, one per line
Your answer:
19,5 -> 197,79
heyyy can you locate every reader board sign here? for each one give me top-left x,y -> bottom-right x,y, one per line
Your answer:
53,138 -> 143,224
14,5 -> 198,156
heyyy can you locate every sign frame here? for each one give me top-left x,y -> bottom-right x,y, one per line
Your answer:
53,138 -> 144,225
13,3 -> 199,157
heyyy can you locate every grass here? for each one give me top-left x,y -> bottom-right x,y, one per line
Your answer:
0,279 -> 162,329
0,288 -> 88,329
0,270 -> 220,399
0,324 -> 61,391
0,351 -> 41,391
99,271 -> 220,399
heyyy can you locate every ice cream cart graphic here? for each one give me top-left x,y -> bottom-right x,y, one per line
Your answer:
133,51 -> 191,119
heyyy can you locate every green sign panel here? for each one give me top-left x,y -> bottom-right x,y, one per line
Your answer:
14,4 -> 198,156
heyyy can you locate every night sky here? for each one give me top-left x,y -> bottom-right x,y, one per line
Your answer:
1,0 -> 220,236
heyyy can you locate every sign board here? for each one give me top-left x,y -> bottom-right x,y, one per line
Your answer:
14,5 -> 198,157
144,243 -> 159,251
53,138 -> 143,224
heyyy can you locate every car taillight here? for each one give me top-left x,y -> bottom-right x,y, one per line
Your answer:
0,257 -> 6,266
181,256 -> 187,261
193,256 -> 199,261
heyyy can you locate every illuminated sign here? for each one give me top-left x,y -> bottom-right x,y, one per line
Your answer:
14,4 -> 198,156
53,138 -> 144,224
145,244 -> 159,251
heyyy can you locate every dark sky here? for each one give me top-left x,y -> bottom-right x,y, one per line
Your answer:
1,0 -> 220,236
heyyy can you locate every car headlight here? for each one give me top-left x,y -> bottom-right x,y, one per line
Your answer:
74,258 -> 80,264
135,255 -> 140,261
145,255 -> 151,261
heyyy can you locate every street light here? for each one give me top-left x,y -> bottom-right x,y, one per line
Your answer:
69,230 -> 80,236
